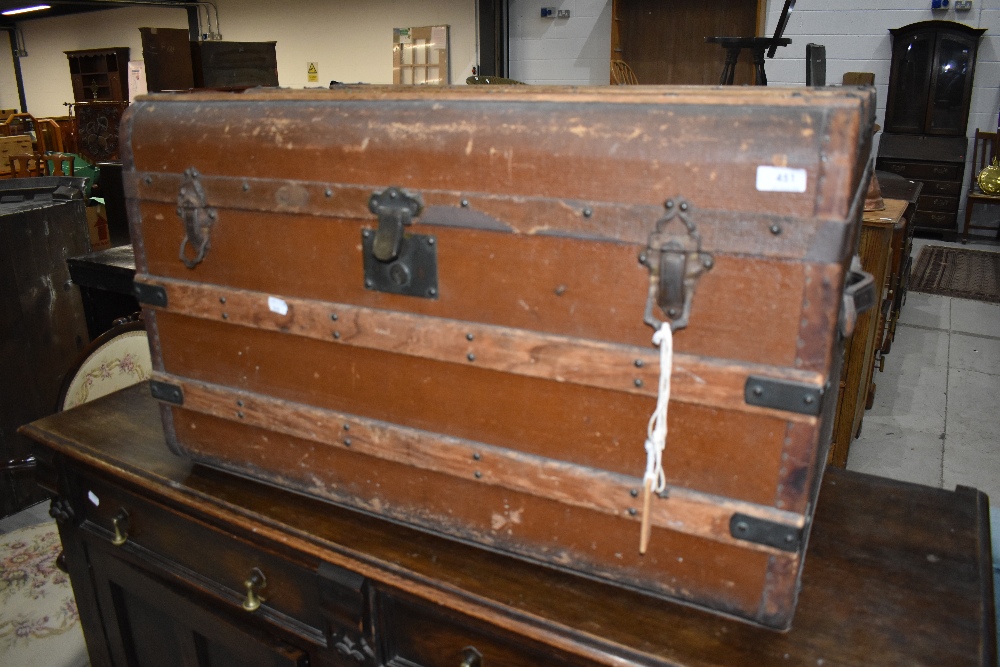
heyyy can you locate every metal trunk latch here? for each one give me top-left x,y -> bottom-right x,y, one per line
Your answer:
363,187 -> 439,299
640,198 -> 713,331
177,167 -> 216,269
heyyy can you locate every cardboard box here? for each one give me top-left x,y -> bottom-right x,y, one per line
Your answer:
85,203 -> 110,251
0,135 -> 34,174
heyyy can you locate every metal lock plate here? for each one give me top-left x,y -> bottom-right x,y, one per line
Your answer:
363,187 -> 438,299
640,198 -> 713,331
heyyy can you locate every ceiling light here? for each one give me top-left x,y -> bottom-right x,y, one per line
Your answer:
2,5 -> 51,16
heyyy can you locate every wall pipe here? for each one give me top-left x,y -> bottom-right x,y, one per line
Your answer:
0,28 -> 27,112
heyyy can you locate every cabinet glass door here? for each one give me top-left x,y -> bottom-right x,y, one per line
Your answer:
884,32 -> 934,134
926,32 -> 977,135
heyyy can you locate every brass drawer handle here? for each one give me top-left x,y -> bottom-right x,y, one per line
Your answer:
242,567 -> 267,612
460,646 -> 482,667
111,510 -> 129,547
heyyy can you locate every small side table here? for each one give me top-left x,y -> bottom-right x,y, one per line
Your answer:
66,244 -> 138,340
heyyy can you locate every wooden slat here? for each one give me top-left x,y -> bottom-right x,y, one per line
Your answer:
138,275 -> 824,423
159,372 -> 805,557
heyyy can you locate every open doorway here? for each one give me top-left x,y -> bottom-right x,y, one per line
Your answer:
612,0 -> 765,85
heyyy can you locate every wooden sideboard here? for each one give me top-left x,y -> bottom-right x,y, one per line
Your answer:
830,198 -> 906,467
21,385 -> 996,667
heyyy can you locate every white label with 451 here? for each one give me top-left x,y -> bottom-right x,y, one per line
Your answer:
756,166 -> 808,193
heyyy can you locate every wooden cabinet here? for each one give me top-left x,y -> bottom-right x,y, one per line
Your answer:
22,385 -> 997,667
829,199 -> 905,468
883,21 -> 984,137
65,48 -> 130,103
877,134 -> 967,238
191,41 -> 278,89
879,21 -> 984,238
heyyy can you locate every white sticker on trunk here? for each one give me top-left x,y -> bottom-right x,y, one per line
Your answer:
756,166 -> 807,193
88,491 -> 100,506
267,296 -> 289,316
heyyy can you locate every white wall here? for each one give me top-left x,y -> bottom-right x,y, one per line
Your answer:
0,0 -> 478,118
762,0 -> 1000,236
508,0 -> 611,84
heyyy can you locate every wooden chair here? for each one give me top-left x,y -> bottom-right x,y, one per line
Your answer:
8,153 -> 47,178
36,118 -> 65,153
611,60 -> 638,85
46,153 -> 75,176
963,129 -> 1000,242
0,112 -> 42,151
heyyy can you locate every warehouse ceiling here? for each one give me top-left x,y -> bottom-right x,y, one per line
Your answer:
0,0 -> 190,26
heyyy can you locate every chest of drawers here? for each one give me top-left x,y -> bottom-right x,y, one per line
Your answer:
876,133 -> 968,239
21,385 -> 997,667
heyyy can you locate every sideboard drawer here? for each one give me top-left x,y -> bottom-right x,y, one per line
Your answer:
77,473 -> 358,646
917,194 -> 959,212
911,210 -> 957,230
379,593 -> 591,667
922,179 -> 963,196
878,160 -> 961,182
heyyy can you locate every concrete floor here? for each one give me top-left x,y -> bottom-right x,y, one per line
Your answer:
847,237 -> 1000,504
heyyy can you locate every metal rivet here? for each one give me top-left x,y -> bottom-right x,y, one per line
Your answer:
333,331 -> 341,339
804,394 -> 815,405
702,257 -> 714,269
344,438 -> 352,447
389,190 -> 397,199
753,385 -> 764,397
325,188 -> 333,197
634,359 -> 644,368
628,508 -> 637,516
427,237 -> 435,246
362,229 -> 371,238
208,210 -> 217,220
474,471 -> 482,479
222,313 -> 228,319
473,452 -> 481,461
665,200 -> 674,209
630,488 -> 639,498
583,207 -> 593,218
638,253 -> 648,265
236,400 -> 243,407
770,224 -> 782,235
144,175 -> 153,184
427,287 -> 437,297
365,279 -> 374,289
785,534 -> 795,543
667,308 -> 678,317
634,378 -> 643,388
466,333 -> 474,341
554,284 -> 567,296
679,202 -> 689,212
467,353 -> 476,362
736,521 -> 750,533
330,313 -> 338,321
242,181 -> 250,191
343,424 -> 350,431
460,199 -> 470,207
219,297 -> 226,304
237,411 -> 244,419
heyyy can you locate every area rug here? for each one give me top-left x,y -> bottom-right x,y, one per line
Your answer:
910,245 -> 1000,304
0,520 -> 88,666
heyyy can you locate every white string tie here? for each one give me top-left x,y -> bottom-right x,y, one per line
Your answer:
640,320 -> 673,553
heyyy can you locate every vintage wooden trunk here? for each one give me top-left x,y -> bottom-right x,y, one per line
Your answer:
123,86 -> 875,629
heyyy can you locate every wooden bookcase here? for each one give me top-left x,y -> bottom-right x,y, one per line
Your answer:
65,47 -> 130,102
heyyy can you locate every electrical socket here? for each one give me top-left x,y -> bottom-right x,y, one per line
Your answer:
557,9 -> 571,18
954,0 -> 972,10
